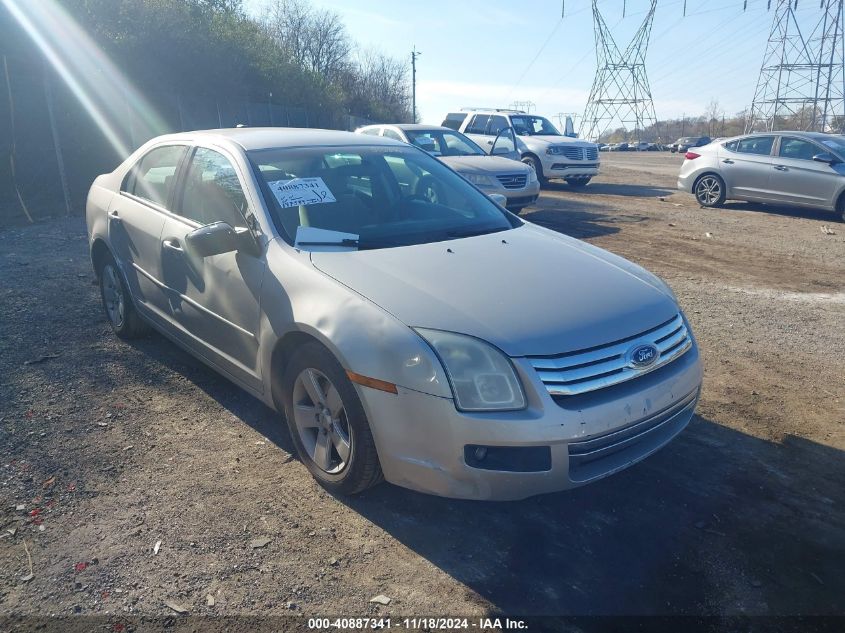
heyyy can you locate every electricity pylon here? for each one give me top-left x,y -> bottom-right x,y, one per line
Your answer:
746,0 -> 845,133
582,0 -> 659,143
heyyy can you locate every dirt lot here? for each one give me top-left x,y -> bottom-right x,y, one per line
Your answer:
1,151 -> 843,629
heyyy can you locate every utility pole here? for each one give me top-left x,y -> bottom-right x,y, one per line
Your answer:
411,47 -> 421,123
510,100 -> 535,113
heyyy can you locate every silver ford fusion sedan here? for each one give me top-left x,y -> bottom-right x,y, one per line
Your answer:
86,128 -> 702,500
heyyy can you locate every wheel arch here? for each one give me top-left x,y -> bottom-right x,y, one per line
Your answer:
692,170 -> 725,193
269,330 -> 334,412
520,152 -> 544,178
833,186 -> 845,214
90,238 -> 113,279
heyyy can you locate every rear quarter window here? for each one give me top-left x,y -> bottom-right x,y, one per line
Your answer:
442,113 -> 468,131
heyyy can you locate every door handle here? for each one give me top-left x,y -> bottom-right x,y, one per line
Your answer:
163,239 -> 184,254
774,165 -> 788,171
108,210 -> 122,224
722,159 -> 734,164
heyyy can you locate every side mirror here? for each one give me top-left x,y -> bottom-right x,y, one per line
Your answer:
186,221 -> 248,257
492,145 -> 511,155
488,193 -> 508,208
812,152 -> 840,165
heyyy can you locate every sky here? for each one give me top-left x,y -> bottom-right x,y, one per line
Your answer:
245,0 -> 831,129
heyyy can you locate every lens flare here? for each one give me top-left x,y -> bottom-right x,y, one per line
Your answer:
2,0 -> 169,158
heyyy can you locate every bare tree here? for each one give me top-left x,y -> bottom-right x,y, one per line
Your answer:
263,0 -> 350,82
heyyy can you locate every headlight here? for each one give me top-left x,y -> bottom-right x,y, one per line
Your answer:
527,167 -> 538,183
545,146 -> 566,155
414,329 -> 526,411
464,173 -> 495,187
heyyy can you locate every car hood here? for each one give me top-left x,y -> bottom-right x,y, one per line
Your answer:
438,155 -> 528,175
310,224 -> 678,356
520,135 -> 587,146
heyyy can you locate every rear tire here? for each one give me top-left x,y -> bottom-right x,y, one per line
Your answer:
693,173 -> 726,208
97,252 -> 149,339
281,342 -> 383,495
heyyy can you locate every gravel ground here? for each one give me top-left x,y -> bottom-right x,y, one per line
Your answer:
0,152 -> 843,629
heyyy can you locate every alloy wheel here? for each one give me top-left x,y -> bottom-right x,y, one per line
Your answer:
102,264 -> 125,328
291,368 -> 352,474
696,176 -> 722,206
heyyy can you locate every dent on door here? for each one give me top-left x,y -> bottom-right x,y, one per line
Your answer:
160,217 -> 265,391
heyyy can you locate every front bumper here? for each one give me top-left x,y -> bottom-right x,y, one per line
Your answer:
355,341 -> 703,500
475,180 -> 541,208
541,155 -> 600,178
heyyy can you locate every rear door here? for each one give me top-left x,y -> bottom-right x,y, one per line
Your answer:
719,135 -> 776,200
110,144 -> 188,320
768,136 -> 839,208
462,114 -> 492,150
158,146 -> 265,392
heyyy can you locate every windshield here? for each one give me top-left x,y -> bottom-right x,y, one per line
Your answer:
818,135 -> 845,157
404,130 -> 486,157
509,115 -> 561,136
249,145 -> 519,250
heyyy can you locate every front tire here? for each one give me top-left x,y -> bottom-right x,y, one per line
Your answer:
837,195 -> 845,223
693,173 -> 726,207
566,177 -> 591,188
281,342 -> 383,495
97,252 -> 149,339
522,155 -> 547,185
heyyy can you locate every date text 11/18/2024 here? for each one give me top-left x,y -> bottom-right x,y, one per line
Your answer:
307,617 -> 529,630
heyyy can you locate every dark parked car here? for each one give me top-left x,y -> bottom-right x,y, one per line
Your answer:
671,136 -> 711,153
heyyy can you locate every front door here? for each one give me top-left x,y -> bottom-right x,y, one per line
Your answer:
768,136 -> 839,208
158,146 -> 265,392
109,144 -> 187,319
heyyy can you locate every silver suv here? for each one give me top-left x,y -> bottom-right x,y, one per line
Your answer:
443,108 -> 601,187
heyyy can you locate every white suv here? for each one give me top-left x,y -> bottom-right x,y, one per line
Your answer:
443,109 -> 600,187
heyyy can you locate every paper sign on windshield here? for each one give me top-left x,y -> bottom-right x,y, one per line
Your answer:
268,177 -> 337,209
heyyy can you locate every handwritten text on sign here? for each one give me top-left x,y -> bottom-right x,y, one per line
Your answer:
268,177 -> 337,209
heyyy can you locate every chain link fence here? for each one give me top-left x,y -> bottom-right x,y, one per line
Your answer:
0,55 -> 375,227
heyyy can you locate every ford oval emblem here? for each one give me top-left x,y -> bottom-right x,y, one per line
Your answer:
629,343 -> 659,369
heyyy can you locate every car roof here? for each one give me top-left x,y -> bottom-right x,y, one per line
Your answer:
148,127 -> 406,151
737,131 -> 844,140
387,124 -> 451,132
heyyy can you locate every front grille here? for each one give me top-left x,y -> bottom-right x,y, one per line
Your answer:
527,313 -> 692,397
496,174 -> 528,189
556,146 -> 584,160
585,147 -> 599,161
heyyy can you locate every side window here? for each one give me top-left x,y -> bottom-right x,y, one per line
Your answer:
382,128 -> 404,141
359,127 -> 381,136
124,145 -> 186,208
778,137 -> 821,161
442,113 -> 468,131
488,115 -> 509,135
723,140 -> 738,152
179,148 -> 248,228
465,114 -> 491,135
736,136 -> 775,156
